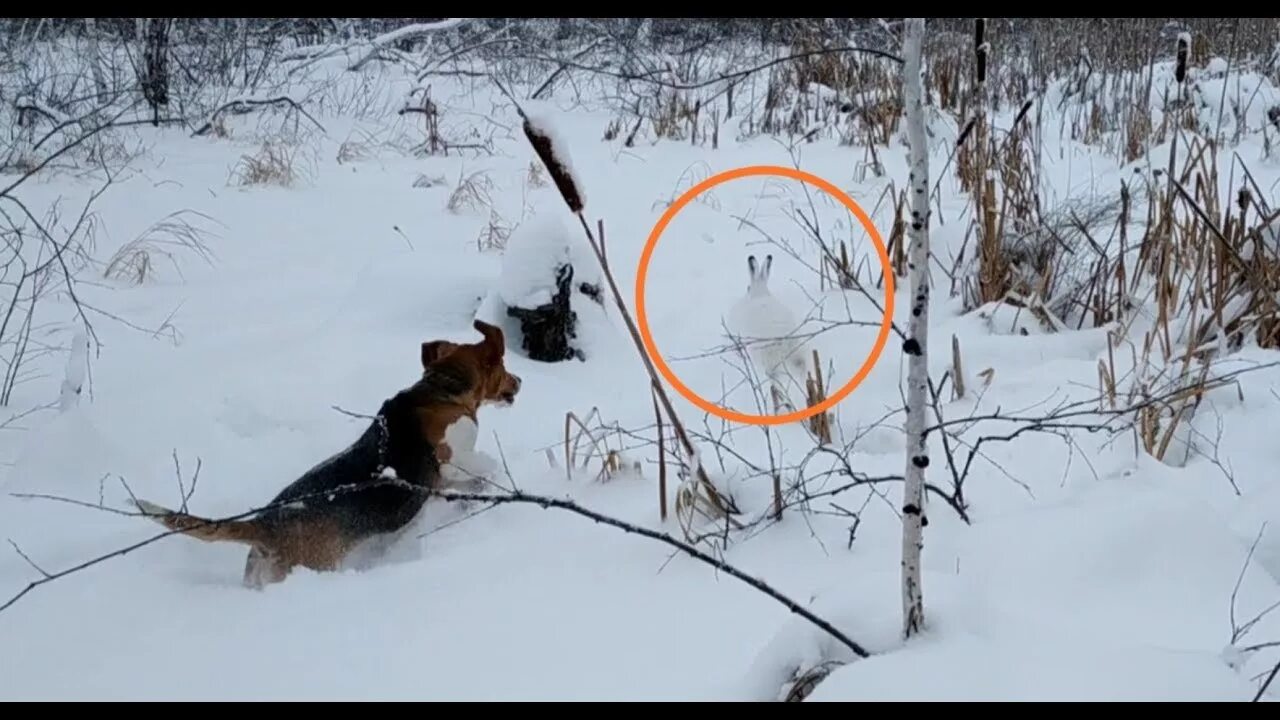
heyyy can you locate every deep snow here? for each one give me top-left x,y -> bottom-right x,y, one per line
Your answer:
1,53 -> 1279,701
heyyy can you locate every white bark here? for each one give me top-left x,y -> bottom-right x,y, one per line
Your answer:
900,16 -> 930,640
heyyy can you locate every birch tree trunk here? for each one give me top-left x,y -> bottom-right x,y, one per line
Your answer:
900,16 -> 931,640
237,18 -> 249,87
83,18 -> 107,99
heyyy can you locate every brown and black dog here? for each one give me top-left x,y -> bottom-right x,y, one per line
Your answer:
134,320 -> 522,588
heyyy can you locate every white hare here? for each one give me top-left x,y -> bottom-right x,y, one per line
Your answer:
725,254 -> 807,397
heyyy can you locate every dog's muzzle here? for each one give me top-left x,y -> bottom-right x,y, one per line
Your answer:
500,373 -> 521,403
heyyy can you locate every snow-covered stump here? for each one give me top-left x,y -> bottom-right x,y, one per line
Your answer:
497,211 -> 602,364
506,262 -> 582,362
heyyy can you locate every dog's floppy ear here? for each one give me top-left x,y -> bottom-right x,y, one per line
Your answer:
421,340 -> 459,368
472,319 -> 506,363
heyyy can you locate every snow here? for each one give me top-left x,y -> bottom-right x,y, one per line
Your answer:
497,210 -> 598,308
57,330 -> 89,412
1,31 -> 1279,702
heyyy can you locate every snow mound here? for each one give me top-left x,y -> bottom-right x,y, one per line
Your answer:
498,210 -> 600,309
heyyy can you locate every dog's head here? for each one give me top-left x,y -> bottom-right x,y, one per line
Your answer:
421,320 -> 522,408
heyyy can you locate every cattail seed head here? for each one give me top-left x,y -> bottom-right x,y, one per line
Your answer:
974,18 -> 987,84
522,116 -> 585,214
1175,33 -> 1190,84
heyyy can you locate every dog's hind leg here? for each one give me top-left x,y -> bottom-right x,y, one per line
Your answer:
242,545 -> 289,589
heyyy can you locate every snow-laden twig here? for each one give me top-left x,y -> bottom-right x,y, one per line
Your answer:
926,359 -> 1280,437
497,44 -> 903,93
190,95 -> 324,137
347,19 -> 471,72
14,96 -> 71,125
1227,523 -> 1280,697
4,479 -> 868,661
430,488 -> 869,658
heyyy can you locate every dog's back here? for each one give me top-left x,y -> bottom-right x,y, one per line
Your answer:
254,389 -> 439,541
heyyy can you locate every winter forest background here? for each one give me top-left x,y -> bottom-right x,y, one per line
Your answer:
1,17 -> 1280,701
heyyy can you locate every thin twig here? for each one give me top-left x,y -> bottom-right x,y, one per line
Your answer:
5,480 -> 868,661
432,488 -> 870,658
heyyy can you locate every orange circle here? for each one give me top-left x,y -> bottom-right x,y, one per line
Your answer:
636,165 -> 895,427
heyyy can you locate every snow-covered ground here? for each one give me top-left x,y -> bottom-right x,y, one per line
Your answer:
2,44 -> 1280,701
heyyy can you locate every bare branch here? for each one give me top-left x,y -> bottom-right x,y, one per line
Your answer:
5,479 -> 869,661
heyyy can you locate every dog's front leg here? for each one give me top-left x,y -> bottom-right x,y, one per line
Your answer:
440,449 -> 497,493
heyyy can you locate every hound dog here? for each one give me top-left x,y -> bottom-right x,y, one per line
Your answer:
134,320 -> 521,588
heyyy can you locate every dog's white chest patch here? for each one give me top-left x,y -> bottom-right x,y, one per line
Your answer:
442,415 -> 479,455
440,415 -> 498,487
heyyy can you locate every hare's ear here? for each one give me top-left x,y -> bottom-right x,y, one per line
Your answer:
747,255 -> 757,278
764,254 -> 773,279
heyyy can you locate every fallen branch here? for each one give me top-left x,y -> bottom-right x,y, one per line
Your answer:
347,19 -> 472,72
2,474 -> 400,615
430,488 -> 868,658
191,95 -> 324,137
1,493 -> 274,615
500,44 -> 903,92
5,480 -> 868,662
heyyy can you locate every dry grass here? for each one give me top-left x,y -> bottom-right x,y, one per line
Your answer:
783,659 -> 845,702
562,408 -> 640,484
228,140 -> 308,187
81,129 -> 148,168
207,114 -> 231,140
476,209 -> 514,253
525,159 -> 547,189
335,138 -> 374,165
103,210 -> 218,286
804,349 -> 833,445
412,172 -> 447,189
1060,133 -> 1280,468
445,169 -> 495,214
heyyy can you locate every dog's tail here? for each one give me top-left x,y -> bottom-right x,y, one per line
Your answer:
133,499 -> 267,546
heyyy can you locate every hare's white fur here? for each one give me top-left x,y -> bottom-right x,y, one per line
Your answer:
726,254 -> 807,384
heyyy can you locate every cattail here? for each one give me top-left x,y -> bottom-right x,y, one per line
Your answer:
1175,33 -> 1190,84
522,114 -> 585,214
1013,99 -> 1034,127
974,18 -> 987,86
